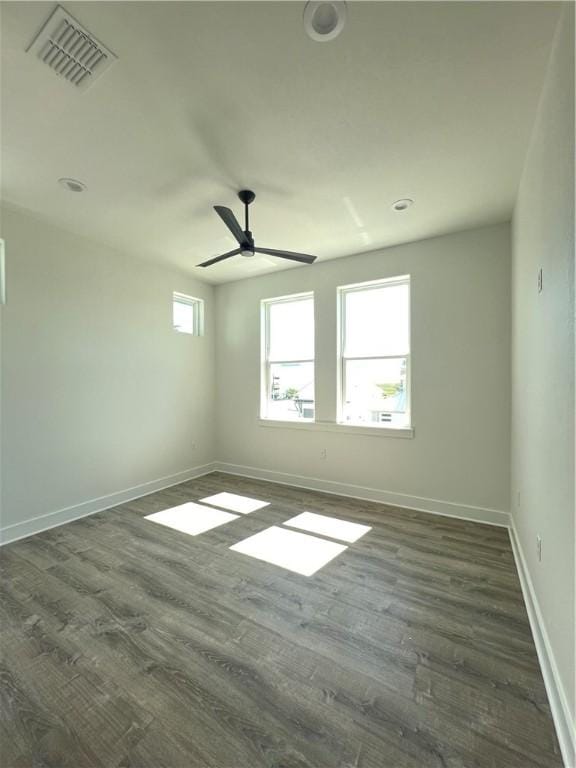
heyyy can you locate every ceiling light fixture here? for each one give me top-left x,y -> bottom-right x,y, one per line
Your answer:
392,198 -> 413,212
59,177 -> 86,192
304,1 -> 347,42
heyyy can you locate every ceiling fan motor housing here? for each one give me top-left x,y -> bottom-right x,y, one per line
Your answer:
241,237 -> 254,257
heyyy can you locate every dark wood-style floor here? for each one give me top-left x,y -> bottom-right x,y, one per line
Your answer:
1,472 -> 562,767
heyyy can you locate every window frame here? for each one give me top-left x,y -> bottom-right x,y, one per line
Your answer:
260,291 -> 315,422
337,276 -> 411,429
173,292 -> 204,336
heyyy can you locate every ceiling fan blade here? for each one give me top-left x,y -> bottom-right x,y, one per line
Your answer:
255,247 -> 317,265
214,205 -> 246,245
197,248 -> 241,268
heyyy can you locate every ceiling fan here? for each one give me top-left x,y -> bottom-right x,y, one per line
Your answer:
197,190 -> 317,268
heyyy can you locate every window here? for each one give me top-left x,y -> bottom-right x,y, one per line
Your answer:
173,292 -> 204,335
261,293 -> 314,421
338,276 -> 410,428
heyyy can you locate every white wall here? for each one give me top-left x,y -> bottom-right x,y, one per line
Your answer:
0,205 -> 216,539
215,223 -> 511,522
511,3 -> 575,759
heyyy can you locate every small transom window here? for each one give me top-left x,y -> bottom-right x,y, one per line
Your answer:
173,292 -> 204,336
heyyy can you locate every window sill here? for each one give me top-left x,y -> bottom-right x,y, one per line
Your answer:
258,419 -> 414,439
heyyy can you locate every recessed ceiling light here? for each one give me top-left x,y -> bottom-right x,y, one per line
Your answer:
58,177 -> 86,193
392,199 -> 414,212
304,1 -> 347,42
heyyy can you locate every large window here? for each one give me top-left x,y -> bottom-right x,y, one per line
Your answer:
261,293 -> 315,421
338,276 -> 410,428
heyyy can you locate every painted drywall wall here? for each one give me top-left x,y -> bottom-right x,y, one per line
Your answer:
0,205 -> 216,534
215,223 -> 511,520
511,2 -> 575,751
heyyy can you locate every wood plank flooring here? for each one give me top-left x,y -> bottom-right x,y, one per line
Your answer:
0,472 -> 562,767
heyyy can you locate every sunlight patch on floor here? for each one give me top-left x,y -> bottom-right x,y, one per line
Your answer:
230,526 -> 347,576
283,511 -> 371,543
145,503 -> 239,536
200,492 -> 270,514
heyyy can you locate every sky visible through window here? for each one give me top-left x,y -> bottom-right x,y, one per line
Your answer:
268,298 -> 314,361
344,283 -> 409,358
173,300 -> 194,333
173,293 -> 203,336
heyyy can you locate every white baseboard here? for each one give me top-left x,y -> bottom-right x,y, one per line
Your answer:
0,462 -> 218,546
0,460 -> 510,546
213,461 -> 511,527
509,520 -> 575,768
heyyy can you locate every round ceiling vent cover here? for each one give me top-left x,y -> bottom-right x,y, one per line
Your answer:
304,1 -> 347,42
59,178 -> 87,193
392,199 -> 414,212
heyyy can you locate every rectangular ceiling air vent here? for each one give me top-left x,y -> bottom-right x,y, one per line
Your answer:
27,5 -> 117,91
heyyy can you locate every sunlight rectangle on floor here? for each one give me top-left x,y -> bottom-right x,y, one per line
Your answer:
145,503 -> 239,536
200,492 -> 270,514
230,526 -> 347,576
283,511 -> 371,543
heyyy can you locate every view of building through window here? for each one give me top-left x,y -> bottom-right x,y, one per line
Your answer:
262,294 -> 315,421
339,277 -> 410,428
260,281 -> 410,428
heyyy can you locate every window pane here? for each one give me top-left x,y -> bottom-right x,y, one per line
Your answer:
173,300 -> 194,334
342,357 -> 408,426
266,361 -> 314,420
268,297 -> 314,361
344,283 -> 409,357
174,293 -> 204,336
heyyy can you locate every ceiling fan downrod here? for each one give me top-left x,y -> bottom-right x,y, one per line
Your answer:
238,190 -> 255,253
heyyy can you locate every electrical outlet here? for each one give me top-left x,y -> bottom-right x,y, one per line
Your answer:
537,535 -> 542,562
320,448 -> 327,460
538,268 -> 543,293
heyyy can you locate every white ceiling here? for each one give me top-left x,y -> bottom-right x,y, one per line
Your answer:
0,1 -> 561,284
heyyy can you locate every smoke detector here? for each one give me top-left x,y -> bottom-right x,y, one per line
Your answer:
27,5 -> 117,91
